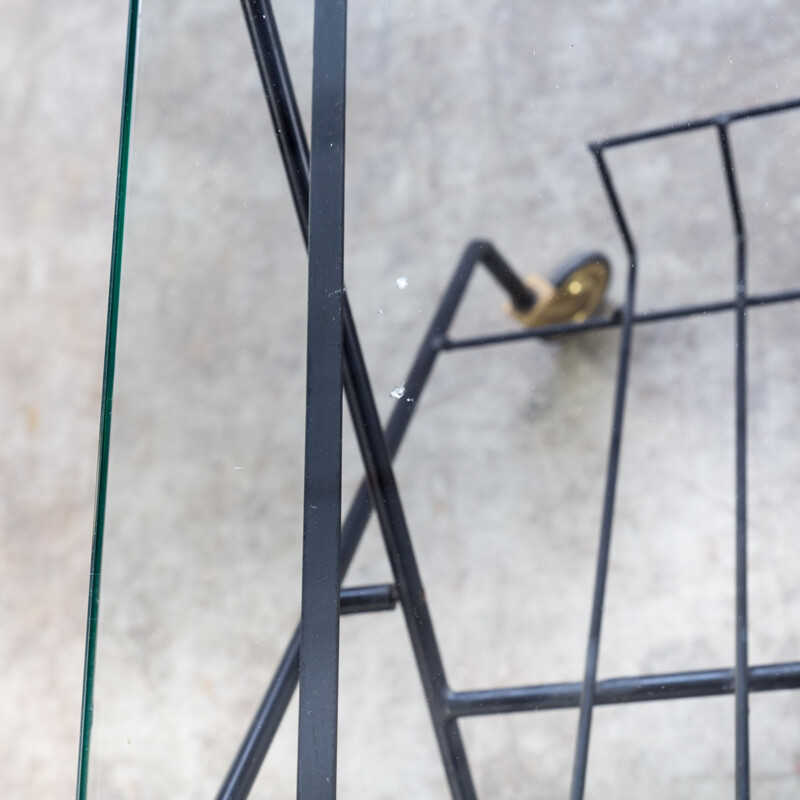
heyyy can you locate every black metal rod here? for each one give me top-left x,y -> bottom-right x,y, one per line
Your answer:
241,0 -> 310,245
718,122 -> 751,800
221,626 -> 302,797
296,0 -> 347,796
339,584 -> 398,615
480,244 -> 537,310
569,148 -> 638,800
442,288 -> 800,351
591,96 -> 800,151
341,296 -> 478,800
338,242 -> 531,582
446,661 -> 800,717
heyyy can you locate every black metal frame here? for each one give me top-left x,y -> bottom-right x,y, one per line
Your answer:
219,3 -> 800,798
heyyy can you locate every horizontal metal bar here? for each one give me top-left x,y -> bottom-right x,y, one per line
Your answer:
339,584 -> 398,615
446,661 -> 800,718
441,286 -> 800,351
591,96 -> 800,151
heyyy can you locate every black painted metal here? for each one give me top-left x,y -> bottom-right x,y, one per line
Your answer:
569,147 -> 638,800
340,292 -> 478,800
442,287 -> 800,350
223,7 -> 800,796
296,0 -> 347,796
447,661 -> 800,717
591,96 -> 800,151
339,584 -> 398,615
718,122 -> 751,800
241,0 -> 309,244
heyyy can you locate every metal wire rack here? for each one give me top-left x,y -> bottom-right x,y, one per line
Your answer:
205,2 -> 800,799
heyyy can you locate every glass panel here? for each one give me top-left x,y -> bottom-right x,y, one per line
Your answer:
81,1 -> 310,797
81,0 -> 800,797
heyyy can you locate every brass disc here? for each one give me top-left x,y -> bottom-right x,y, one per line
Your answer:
506,253 -> 611,329
540,256 -> 610,326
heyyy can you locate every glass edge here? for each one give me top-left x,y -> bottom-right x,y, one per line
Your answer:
75,0 -> 141,797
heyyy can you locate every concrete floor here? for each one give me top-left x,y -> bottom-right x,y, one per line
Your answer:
4,1 -> 800,798
0,1 -> 128,798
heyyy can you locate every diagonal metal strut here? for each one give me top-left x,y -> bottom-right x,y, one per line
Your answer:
216,2 -> 539,797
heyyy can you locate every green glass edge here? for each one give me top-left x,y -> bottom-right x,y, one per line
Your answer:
76,0 -> 140,797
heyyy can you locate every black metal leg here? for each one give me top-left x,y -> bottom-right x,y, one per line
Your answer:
240,0 -> 309,245
568,148 -> 638,800
341,300 -> 478,800
259,0 -> 477,789
718,122 -> 750,800
296,1 -> 348,797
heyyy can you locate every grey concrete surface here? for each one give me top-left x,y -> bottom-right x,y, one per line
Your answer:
4,0 -> 800,798
0,1 -> 128,798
